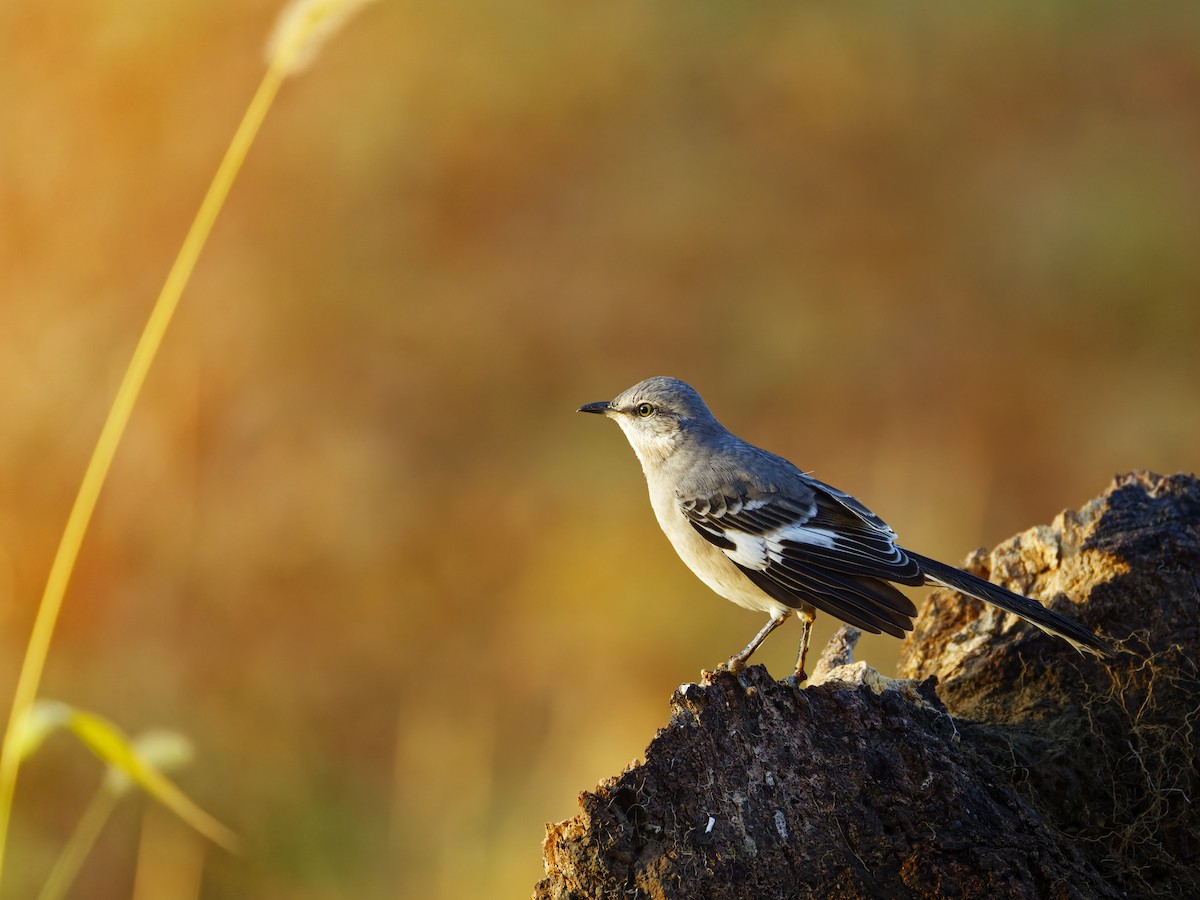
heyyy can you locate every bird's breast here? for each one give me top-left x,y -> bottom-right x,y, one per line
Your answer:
645,480 -> 791,617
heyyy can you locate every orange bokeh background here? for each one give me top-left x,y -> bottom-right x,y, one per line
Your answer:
1,2 -> 1197,897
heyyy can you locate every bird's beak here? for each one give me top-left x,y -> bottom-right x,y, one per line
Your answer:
577,400 -> 613,415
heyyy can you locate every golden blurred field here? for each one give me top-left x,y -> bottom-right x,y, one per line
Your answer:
1,1 -> 1198,897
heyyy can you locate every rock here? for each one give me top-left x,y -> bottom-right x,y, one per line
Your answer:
533,472 -> 1200,899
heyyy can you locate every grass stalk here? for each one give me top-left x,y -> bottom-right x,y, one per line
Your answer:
35,781 -> 121,900
0,49 -> 292,886
0,0 -> 376,882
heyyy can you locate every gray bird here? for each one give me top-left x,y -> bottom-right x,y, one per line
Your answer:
579,376 -> 1111,681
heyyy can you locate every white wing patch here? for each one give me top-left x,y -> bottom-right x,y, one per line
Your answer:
722,524 -> 839,570
773,526 -> 838,549
724,532 -> 770,568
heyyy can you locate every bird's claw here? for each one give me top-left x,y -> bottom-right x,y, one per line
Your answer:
701,659 -> 755,695
783,670 -> 808,690
714,656 -> 747,675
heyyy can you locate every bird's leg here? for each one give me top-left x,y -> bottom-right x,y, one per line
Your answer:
788,609 -> 816,685
717,611 -> 791,674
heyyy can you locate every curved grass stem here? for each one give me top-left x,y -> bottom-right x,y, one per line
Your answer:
0,51 -> 292,886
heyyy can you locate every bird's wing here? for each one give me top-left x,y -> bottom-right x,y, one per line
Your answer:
680,478 -> 921,636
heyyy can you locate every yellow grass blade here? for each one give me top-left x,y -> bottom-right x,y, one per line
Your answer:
62,709 -> 237,852
0,43 -> 289,890
0,0 -> 375,884
36,783 -> 121,900
35,721 -> 200,900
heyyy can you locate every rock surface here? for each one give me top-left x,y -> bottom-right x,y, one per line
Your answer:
534,471 -> 1200,899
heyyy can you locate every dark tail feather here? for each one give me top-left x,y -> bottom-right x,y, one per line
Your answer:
907,550 -> 1112,658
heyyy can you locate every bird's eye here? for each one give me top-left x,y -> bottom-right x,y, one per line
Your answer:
636,402 -> 655,418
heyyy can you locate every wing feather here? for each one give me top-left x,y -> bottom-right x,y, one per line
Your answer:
681,476 -> 920,635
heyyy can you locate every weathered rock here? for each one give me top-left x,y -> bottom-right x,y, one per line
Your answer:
899,470 -> 1200,896
534,471 -> 1200,899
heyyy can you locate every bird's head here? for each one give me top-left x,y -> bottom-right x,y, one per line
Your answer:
578,376 -> 719,469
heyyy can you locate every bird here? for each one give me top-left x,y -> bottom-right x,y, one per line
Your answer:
578,376 -> 1111,682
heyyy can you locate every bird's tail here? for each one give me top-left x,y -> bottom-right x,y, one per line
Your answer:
907,551 -> 1112,658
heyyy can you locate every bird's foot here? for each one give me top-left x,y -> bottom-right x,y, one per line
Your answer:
714,657 -> 747,675
782,668 -> 808,690
702,659 -> 755,695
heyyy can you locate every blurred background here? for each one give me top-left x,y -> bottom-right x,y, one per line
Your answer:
1,0 -> 1198,897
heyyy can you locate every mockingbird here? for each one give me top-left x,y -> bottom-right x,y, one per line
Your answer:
579,376 -> 1111,681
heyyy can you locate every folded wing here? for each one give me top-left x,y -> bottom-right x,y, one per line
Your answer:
681,480 -> 921,637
